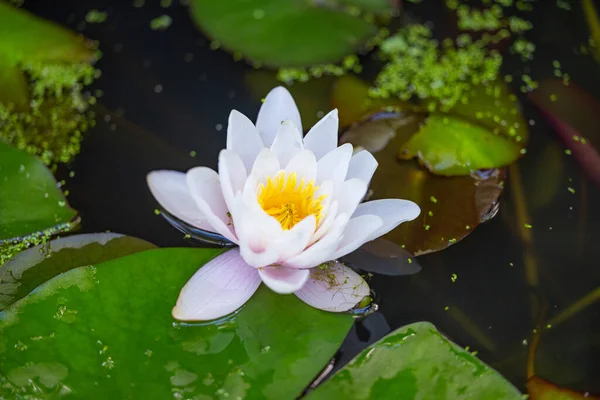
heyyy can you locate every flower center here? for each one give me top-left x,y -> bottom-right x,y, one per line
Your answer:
257,171 -> 325,230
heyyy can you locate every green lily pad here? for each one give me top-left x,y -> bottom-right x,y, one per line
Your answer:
0,142 -> 76,243
0,1 -> 95,65
399,114 -> 521,176
0,56 -> 28,109
189,0 -> 376,67
306,322 -> 522,399
341,114 -> 505,256
0,248 -> 353,399
447,82 -> 529,145
0,233 -> 156,310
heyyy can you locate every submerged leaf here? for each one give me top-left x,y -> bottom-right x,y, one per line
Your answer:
306,321 -> 522,399
331,75 -> 414,128
189,0 -> 376,67
0,142 -> 76,243
0,248 -> 353,399
529,79 -> 600,187
527,376 -> 600,400
341,115 -> 505,256
0,233 -> 156,310
399,114 -> 521,175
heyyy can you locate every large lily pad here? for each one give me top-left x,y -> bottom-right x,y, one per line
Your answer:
306,322 -> 522,399
399,113 -> 521,176
0,233 -> 156,310
0,142 -> 76,243
341,115 -> 505,256
0,1 -> 95,65
189,0 -> 377,67
0,248 -> 353,399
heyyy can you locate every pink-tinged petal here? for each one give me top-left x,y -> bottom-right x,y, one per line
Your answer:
233,198 -> 282,267
258,266 -> 310,294
346,150 -> 378,185
218,150 -> 247,215
250,148 -> 280,184
283,213 -> 349,269
172,248 -> 261,321
186,167 -> 238,243
272,215 -> 316,260
285,149 -> 317,183
226,110 -> 265,172
316,143 -> 353,186
336,178 -> 367,216
270,120 -> 303,167
147,170 -> 212,231
295,262 -> 370,312
330,214 -> 383,260
352,199 -> 421,242
256,86 -> 302,146
303,109 -> 339,160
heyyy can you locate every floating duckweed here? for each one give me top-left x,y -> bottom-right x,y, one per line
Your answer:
556,0 -> 571,10
371,25 -> 502,111
524,223 -> 532,229
430,195 -> 438,203
85,10 -> 107,23
0,61 -> 98,166
276,55 -> 362,84
567,187 -> 575,194
451,273 -> 458,282
0,220 -> 77,265
154,209 -> 161,215
150,15 -> 172,30
513,37 -> 536,60
189,150 -> 197,157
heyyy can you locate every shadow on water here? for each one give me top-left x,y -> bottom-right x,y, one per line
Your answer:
22,0 -> 600,392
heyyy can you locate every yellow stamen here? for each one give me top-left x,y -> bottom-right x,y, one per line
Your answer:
257,171 -> 325,230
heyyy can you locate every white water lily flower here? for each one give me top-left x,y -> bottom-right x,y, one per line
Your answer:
147,87 -> 420,321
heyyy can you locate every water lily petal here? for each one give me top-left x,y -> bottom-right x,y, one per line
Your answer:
330,214 -> 383,260
233,197 -> 282,267
346,150 -> 378,185
270,120 -> 303,167
295,261 -> 370,312
273,215 -> 316,260
303,109 -> 339,160
283,213 -> 349,269
352,199 -> 421,242
250,148 -> 281,185
147,170 -> 212,231
218,149 -> 247,214
336,178 -> 367,216
285,149 -> 317,183
256,86 -> 302,147
258,266 -> 310,294
226,110 -> 265,172
310,199 -> 338,246
172,248 -> 261,321
186,167 -> 238,243
316,143 -> 353,186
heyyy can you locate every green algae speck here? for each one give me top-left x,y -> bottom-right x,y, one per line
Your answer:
150,15 -> 172,31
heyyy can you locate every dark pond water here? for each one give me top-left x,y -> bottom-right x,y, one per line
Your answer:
22,0 -> 600,393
